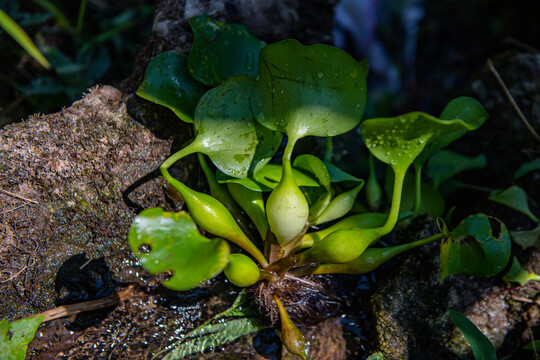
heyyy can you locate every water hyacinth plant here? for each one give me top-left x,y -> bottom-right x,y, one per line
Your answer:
128,15 -> 518,358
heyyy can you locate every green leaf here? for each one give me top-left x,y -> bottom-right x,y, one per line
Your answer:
426,150 -> 486,189
0,8 -> 52,69
227,183 -> 268,240
216,170 -> 271,192
253,164 -> 320,190
414,97 -> 488,168
362,108 -> 484,175
511,224 -> 540,250
0,316 -> 44,360
293,154 -> 331,191
489,186 -> 539,223
502,257 -> 540,286
252,39 -> 367,142
361,112 -> 433,174
324,161 -> 363,183
191,75 -> 282,178
162,317 -> 266,359
216,164 -> 319,192
514,158 -> 540,180
439,214 -> 511,282
448,309 -> 497,360
128,208 -> 230,291
313,182 -> 364,225
136,51 -> 208,123
188,15 -> 264,86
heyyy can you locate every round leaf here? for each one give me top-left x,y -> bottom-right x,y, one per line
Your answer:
188,15 -> 264,86
192,75 -> 281,178
129,208 -> 230,291
251,39 -> 367,141
439,214 -> 511,281
136,51 -> 208,123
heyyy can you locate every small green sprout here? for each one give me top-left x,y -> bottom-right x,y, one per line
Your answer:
129,15 -> 497,358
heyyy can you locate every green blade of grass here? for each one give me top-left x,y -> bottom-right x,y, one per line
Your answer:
0,8 -> 52,70
449,309 -> 497,360
33,0 -> 74,33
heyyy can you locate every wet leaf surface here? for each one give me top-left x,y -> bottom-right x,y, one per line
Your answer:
252,39 -> 367,142
129,208 -> 230,291
136,51 -> 207,123
440,214 -> 511,281
188,15 -> 264,86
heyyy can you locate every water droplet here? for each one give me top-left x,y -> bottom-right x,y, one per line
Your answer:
355,104 -> 361,108
386,151 -> 391,156
317,72 -> 324,78
390,159 -> 397,165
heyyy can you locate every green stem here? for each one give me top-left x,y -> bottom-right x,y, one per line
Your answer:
282,135 -> 298,176
413,164 -> 422,214
324,137 -> 333,163
76,0 -> 87,35
380,168 -> 407,236
160,141 -> 199,171
295,232 -> 444,276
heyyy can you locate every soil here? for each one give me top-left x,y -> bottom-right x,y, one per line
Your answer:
1,0 -> 539,359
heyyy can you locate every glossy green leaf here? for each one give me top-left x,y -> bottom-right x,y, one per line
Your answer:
502,257 -> 540,286
426,150 -> 486,189
489,186 -> 539,223
414,97 -> 488,167
129,208 -> 230,291
448,309 -> 497,360
510,224 -> 540,250
227,183 -> 268,240
253,164 -> 319,190
252,39 -> 367,142
313,182 -> 364,225
324,161 -> 363,183
514,158 -> 540,180
439,214 -> 511,281
0,9 -> 52,69
189,75 -> 280,178
136,51 -> 208,123
293,154 -> 331,191
188,15 -> 264,86
0,316 -> 44,360
216,170 -> 271,192
361,112 -> 433,173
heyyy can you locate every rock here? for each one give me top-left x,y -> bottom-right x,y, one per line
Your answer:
0,85 -> 172,320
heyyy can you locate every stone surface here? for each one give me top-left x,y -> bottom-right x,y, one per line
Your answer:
0,85 -> 172,320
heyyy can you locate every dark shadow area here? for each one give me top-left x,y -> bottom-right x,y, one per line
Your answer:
55,254 -> 117,331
